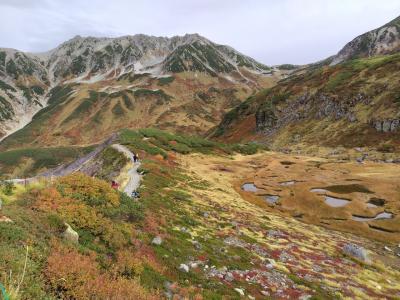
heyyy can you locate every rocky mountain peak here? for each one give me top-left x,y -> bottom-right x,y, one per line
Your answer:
331,15 -> 400,65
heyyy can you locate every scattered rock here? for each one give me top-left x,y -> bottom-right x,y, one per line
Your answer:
203,212 -> 210,218
234,288 -> 245,296
224,272 -> 234,282
267,229 -> 285,238
192,240 -> 201,250
179,263 -> 189,273
384,246 -> 392,252
0,215 -> 13,223
63,223 -> 79,244
152,236 -> 163,245
342,243 -> 370,262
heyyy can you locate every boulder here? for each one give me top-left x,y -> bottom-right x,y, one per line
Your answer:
382,120 -> 392,132
224,272 -> 234,282
234,288 -> 245,296
63,223 -> 79,244
342,243 -> 370,263
152,236 -> 163,245
179,263 -> 189,273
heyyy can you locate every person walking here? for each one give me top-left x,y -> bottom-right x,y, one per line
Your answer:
133,153 -> 137,163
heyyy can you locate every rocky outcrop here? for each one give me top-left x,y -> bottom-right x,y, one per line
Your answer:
371,119 -> 400,132
255,105 -> 277,133
255,92 -> 371,133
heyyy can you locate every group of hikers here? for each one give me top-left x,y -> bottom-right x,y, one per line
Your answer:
111,152 -> 140,199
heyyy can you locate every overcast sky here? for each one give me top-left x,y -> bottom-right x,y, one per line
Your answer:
1,0 -> 399,65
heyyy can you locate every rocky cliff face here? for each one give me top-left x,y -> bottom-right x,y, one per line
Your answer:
331,16 -> 400,65
0,48 -> 49,139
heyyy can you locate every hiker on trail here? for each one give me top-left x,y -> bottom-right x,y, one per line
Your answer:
111,180 -> 119,190
131,190 -> 140,199
133,153 -> 137,163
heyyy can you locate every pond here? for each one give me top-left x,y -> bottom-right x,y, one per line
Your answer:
352,212 -> 393,222
242,183 -> 258,192
325,196 -> 350,207
265,195 -> 280,204
310,188 -> 327,194
279,180 -> 296,186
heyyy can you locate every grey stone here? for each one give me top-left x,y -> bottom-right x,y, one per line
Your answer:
224,272 -> 234,282
63,223 -> 79,244
382,120 -> 392,132
342,243 -> 370,262
234,288 -> 245,296
152,236 -> 163,245
192,240 -> 202,250
391,119 -> 399,131
179,263 -> 189,273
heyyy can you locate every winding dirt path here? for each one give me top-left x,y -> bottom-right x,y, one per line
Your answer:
111,144 -> 142,195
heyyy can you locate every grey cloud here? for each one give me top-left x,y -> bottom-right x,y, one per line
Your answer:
0,0 -> 400,64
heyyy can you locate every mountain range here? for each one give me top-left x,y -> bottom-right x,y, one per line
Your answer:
1,16 -> 400,153
0,34 -> 285,146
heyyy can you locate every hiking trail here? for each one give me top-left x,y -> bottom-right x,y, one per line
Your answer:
111,144 -> 142,195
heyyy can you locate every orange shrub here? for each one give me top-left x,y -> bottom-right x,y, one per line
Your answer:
114,249 -> 144,277
57,172 -> 120,207
46,241 -> 157,300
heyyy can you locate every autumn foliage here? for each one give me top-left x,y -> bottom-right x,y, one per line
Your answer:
46,241 -> 157,300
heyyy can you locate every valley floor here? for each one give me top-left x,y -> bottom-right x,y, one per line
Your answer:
175,152 -> 400,299
1,134 -> 399,299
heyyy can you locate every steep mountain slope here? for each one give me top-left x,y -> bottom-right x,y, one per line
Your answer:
0,48 -> 49,139
43,34 -> 271,83
213,18 -> 400,154
213,53 -> 400,152
0,34 -> 283,146
331,16 -> 400,65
